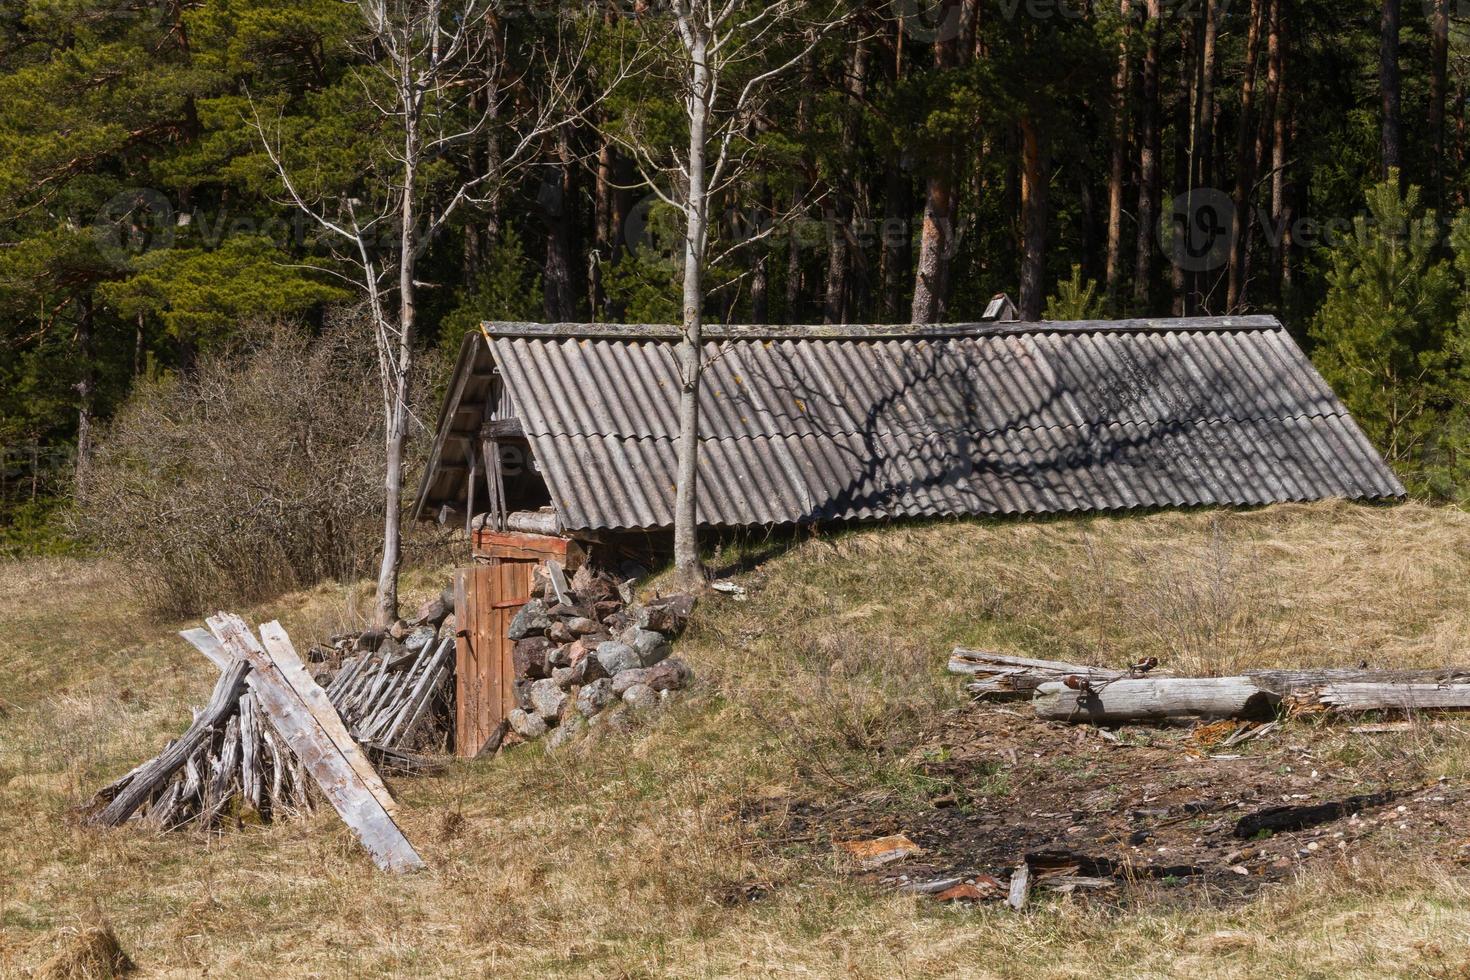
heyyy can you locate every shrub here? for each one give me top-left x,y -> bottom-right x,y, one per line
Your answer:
72,315 -> 388,616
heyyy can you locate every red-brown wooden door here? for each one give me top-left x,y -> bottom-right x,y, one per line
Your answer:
453,559 -> 533,756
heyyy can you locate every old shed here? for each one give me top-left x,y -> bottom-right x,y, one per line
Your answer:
415,316 -> 1404,535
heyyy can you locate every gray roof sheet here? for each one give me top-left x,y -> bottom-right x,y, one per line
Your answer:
414,317 -> 1404,531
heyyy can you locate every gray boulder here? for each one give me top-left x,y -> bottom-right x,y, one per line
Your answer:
628,629 -> 672,666
551,666 -> 575,690
595,641 -> 641,675
622,682 -> 659,712
508,599 -> 552,640
513,637 -> 553,679
643,657 -> 692,692
638,593 -> 696,635
576,677 -> 616,717
529,677 -> 568,722
611,667 -> 651,695
589,704 -> 634,735
544,713 -> 586,751
508,708 -> 547,739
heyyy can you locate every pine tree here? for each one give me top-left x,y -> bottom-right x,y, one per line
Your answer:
1310,174 -> 1456,479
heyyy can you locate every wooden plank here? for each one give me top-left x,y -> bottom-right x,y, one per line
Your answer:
1033,677 -> 1279,723
482,561 -> 497,748
258,620 -> 398,818
480,418 -> 524,438
1007,863 -> 1031,911
950,649 -> 1123,697
950,649 -> 1118,675
454,569 -> 471,757
207,614 -> 424,873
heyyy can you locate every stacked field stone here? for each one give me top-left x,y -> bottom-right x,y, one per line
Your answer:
504,563 -> 695,750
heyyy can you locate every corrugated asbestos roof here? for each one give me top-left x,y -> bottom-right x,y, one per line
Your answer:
413,317 -> 1404,531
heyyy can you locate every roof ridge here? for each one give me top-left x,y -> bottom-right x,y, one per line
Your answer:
483,315 -> 1283,342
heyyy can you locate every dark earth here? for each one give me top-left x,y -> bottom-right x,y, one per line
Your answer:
773,700 -> 1470,906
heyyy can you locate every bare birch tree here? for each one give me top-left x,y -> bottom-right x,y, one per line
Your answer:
610,0 -> 848,589
254,2 -> 594,625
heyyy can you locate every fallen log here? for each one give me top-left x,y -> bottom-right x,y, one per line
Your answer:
1027,664 -> 1470,723
1033,677 -> 1278,723
949,649 -> 1122,697
1313,683 -> 1470,714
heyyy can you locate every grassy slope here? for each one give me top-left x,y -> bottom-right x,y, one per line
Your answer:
3,501 -> 1470,977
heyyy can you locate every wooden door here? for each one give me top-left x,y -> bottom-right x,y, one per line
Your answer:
453,559 -> 534,756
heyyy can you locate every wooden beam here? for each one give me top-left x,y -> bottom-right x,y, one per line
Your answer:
480,418 -> 524,438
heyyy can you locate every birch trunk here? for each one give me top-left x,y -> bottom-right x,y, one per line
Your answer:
375,73 -> 419,628
673,35 -> 710,590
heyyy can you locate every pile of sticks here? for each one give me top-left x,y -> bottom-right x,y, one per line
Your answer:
88,658 -> 313,829
950,649 -> 1470,723
328,635 -> 455,750
85,613 -> 453,839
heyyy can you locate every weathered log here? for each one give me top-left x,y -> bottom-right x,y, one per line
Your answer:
1312,683 -> 1470,713
1033,677 -> 1279,723
472,509 -> 560,536
1246,667 -> 1470,696
949,649 -> 1122,697
88,659 -> 250,827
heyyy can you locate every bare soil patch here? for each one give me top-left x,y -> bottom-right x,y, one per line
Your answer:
790,700 -> 1470,905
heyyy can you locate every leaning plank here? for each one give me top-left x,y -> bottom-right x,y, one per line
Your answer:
1033,677 -> 1278,723
88,658 -> 251,827
257,620 -> 398,818
206,613 -> 424,873
950,649 -> 1119,676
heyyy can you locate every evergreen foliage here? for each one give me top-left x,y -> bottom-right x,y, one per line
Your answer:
2,0 -> 1469,550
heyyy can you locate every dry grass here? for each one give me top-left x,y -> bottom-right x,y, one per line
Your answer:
4,501 -> 1470,976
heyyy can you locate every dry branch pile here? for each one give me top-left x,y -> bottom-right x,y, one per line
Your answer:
84,605 -> 454,841
318,589 -> 457,754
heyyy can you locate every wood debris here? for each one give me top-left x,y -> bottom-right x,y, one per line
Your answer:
86,614 -> 428,873
835,834 -> 924,870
